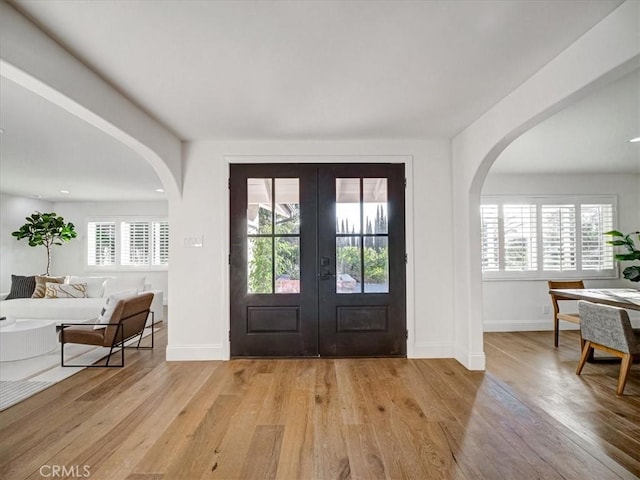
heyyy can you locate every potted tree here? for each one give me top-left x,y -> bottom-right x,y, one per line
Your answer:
11,212 -> 78,275
605,230 -> 640,282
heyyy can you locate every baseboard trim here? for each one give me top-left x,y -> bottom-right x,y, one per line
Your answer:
455,347 -> 486,371
483,320 -> 580,332
411,343 -> 455,359
165,344 -> 227,361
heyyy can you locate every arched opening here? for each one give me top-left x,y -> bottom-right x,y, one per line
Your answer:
480,69 -> 639,334
0,60 -> 181,202
457,56 -> 639,370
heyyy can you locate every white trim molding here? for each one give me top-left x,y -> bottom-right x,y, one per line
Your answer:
165,344 -> 226,361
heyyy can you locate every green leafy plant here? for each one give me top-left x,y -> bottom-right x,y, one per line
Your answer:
11,212 -> 78,275
605,230 -> 640,282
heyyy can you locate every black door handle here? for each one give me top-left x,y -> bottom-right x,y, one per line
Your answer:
319,271 -> 336,281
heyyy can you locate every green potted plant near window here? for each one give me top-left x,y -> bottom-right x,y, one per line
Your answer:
11,212 -> 78,276
605,230 -> 640,283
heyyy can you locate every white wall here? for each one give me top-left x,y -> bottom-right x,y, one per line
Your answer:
481,173 -> 640,331
0,194 -> 54,292
166,139 -> 455,360
52,201 -> 169,301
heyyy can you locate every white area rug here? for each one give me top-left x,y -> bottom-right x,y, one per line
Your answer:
0,380 -> 56,410
0,329 -> 155,411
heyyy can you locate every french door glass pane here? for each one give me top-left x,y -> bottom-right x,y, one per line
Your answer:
336,238 -> 361,293
275,178 -> 300,235
247,178 -> 272,234
335,177 -> 390,295
363,178 -> 388,234
275,237 -> 300,293
248,237 -> 272,294
336,178 -> 361,234
364,236 -> 389,293
247,177 -> 301,294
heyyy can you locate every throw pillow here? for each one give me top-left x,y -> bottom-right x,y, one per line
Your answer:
44,282 -> 88,299
32,275 -> 65,298
66,276 -> 107,298
94,289 -> 139,330
103,276 -> 145,297
5,274 -> 36,300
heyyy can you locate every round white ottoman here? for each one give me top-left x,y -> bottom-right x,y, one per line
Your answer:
0,320 -> 57,362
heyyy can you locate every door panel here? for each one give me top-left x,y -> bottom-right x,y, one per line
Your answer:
230,164 -> 318,357
229,163 -> 405,357
317,164 -> 406,357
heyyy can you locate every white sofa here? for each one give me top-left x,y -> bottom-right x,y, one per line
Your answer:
0,275 -> 163,326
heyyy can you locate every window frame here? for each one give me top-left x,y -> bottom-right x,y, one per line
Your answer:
86,216 -> 169,271
481,194 -> 618,281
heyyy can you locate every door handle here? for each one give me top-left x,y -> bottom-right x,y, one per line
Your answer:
319,271 -> 336,281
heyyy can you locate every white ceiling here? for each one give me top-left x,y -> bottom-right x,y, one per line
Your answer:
0,0 -> 637,202
0,76 -> 166,202
492,69 -> 640,174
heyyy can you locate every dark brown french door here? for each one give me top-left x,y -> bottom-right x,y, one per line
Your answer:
229,163 -> 406,357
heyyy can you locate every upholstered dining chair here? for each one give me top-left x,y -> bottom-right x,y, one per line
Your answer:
59,292 -> 154,367
576,301 -> 640,395
548,280 -> 585,348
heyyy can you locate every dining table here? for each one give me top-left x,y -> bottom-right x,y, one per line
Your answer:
547,288 -> 640,311
548,287 -> 640,363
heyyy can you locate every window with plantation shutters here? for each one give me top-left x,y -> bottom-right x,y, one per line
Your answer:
152,220 -> 169,266
121,221 -> 150,266
86,217 -> 168,269
581,204 -> 614,270
480,205 -> 499,272
542,204 -> 576,271
503,204 -> 537,271
87,222 -> 116,266
481,195 -> 617,280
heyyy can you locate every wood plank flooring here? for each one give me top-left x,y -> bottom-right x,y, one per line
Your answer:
0,327 -> 638,479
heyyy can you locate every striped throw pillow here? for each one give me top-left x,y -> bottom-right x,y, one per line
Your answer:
5,275 -> 36,300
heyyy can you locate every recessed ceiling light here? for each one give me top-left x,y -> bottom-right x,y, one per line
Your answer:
155,188 -> 165,193
60,190 -> 70,194
630,137 -> 640,143
0,128 -> 5,134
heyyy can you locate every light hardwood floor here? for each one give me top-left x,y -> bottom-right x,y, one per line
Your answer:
0,327 -> 638,480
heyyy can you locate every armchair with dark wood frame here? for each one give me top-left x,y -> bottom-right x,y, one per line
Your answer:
548,280 -> 585,348
59,292 -> 155,367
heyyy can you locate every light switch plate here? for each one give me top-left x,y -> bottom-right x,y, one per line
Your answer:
183,236 -> 203,248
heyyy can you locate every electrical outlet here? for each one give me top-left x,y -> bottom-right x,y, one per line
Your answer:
542,305 -> 551,315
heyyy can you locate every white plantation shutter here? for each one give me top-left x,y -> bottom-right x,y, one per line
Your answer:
152,220 -> 169,266
87,222 -> 116,266
581,204 -> 614,270
481,195 -> 616,279
503,204 -> 537,271
542,204 -> 576,271
480,205 -> 500,272
121,221 -> 150,266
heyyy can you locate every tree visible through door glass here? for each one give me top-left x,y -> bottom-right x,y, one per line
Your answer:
363,178 -> 389,292
247,178 -> 300,294
335,177 -> 389,294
